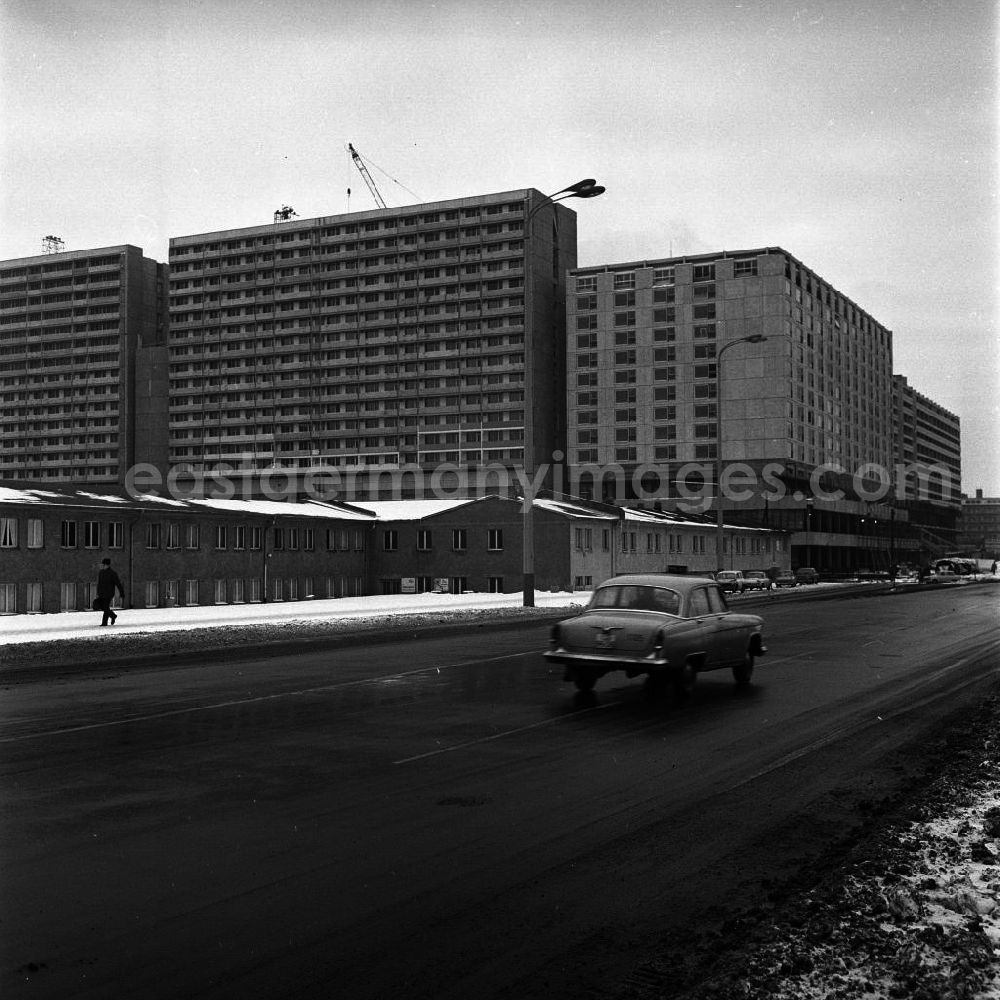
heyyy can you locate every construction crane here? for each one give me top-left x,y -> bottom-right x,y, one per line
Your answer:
347,143 -> 387,209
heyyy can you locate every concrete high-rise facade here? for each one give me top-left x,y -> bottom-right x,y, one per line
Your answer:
167,190 -> 576,500
0,245 -> 169,486
566,247 -> 899,572
892,374 -> 962,556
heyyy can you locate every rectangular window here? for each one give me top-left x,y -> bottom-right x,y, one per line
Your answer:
145,580 -> 159,608
693,303 -> 716,320
185,523 -> 200,549
145,523 -> 161,549
653,267 -> 675,285
272,577 -> 283,601
303,529 -> 314,551
61,520 -> 77,548
82,521 -> 101,549
287,578 -> 298,601
0,583 -> 15,614
693,264 -> 716,282
184,579 -> 199,605
26,582 -> 42,613
249,578 -> 262,602
417,529 -> 432,551
273,527 -> 284,551
234,525 -> 246,551
613,272 -> 635,289
27,518 -> 43,548
231,578 -> 245,604
453,528 -> 467,551
250,526 -> 262,550
613,311 -> 636,327
288,528 -> 299,551
215,525 -> 228,550
488,528 -> 503,551
0,518 -> 17,548
165,523 -> 180,550
163,580 -> 179,606
576,275 -> 597,291
383,529 -> 398,551
733,258 -> 758,276
59,582 -> 77,611
214,579 -> 227,604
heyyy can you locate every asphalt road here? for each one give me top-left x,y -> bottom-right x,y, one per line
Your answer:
2,585 -> 998,1000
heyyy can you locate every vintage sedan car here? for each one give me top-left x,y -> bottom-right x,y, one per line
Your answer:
742,570 -> 773,591
545,574 -> 766,701
773,570 -> 798,588
715,569 -> 747,594
794,567 -> 820,585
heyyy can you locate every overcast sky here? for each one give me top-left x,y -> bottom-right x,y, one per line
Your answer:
2,0 -> 997,492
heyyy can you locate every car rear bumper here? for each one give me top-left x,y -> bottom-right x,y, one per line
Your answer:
544,650 -> 670,672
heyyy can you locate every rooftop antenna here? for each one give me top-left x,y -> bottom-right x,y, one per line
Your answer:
273,205 -> 298,224
42,235 -> 65,254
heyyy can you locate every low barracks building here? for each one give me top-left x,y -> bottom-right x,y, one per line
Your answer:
313,496 -> 789,596
0,487 -> 371,615
0,489 -> 789,614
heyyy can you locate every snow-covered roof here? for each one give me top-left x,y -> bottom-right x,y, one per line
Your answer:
534,498 -> 617,520
187,497 -> 373,521
0,486 -> 374,521
352,497 -> 486,521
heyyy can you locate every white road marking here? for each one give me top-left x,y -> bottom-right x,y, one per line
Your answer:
0,651 -> 530,743
393,701 -> 620,764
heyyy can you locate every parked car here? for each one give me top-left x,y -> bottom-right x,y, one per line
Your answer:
742,570 -> 773,591
773,570 -> 798,588
715,569 -> 748,594
545,574 -> 767,701
795,567 -> 820,585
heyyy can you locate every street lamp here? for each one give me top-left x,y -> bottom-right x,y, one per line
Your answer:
522,179 -> 605,607
714,334 -> 767,572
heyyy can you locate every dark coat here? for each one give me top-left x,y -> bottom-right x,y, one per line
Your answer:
97,567 -> 125,601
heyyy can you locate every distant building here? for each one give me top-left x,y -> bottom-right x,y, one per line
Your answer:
892,374 -> 962,558
566,247 -> 898,573
0,246 -> 169,486
166,191 -> 577,502
958,489 -> 1000,559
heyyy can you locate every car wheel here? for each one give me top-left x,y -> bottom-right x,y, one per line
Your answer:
672,662 -> 697,703
732,650 -> 754,688
573,670 -> 596,694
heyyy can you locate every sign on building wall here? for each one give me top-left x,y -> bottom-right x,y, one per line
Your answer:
401,577 -> 416,594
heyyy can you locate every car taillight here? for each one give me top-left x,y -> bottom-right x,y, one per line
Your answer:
549,623 -> 561,647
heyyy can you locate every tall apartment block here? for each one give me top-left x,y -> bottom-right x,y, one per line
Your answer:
892,374 -> 962,552
0,245 -> 169,486
566,247 -> 899,571
167,191 -> 576,500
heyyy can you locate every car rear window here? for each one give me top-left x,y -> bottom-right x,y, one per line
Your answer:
588,585 -> 681,615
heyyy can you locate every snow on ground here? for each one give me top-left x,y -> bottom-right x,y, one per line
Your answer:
0,589 -> 584,646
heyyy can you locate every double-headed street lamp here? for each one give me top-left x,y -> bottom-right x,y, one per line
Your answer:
522,179 -> 605,607
715,334 -> 767,571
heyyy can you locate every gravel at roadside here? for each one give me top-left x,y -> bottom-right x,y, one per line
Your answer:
616,692 -> 1000,1000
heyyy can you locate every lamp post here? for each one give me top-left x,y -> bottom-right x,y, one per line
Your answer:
714,334 -> 767,572
522,179 -> 605,607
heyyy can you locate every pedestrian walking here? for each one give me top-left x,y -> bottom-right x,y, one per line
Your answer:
96,558 -> 125,626
992,561 -> 997,576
